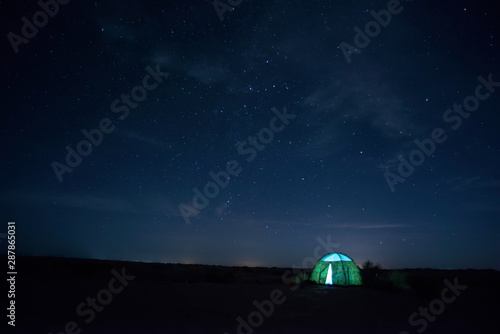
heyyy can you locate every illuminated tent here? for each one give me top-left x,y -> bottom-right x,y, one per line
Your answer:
309,253 -> 362,286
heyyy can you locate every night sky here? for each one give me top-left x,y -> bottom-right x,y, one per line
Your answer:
1,0 -> 499,270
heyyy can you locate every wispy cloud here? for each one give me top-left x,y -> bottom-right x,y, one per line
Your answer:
302,69 -> 414,136
449,176 -> 500,191
474,205 -> 500,212
297,69 -> 419,161
321,223 -> 412,229
6,190 -> 139,214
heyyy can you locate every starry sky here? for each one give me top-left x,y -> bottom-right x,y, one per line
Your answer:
1,0 -> 499,270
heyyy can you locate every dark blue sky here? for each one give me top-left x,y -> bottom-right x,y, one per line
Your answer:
1,0 -> 499,269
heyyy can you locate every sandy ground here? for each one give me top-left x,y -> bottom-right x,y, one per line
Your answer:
5,256 -> 499,333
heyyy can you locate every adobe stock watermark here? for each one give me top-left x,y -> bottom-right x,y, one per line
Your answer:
224,235 -> 340,334
212,0 -> 243,22
51,65 -> 169,183
399,277 -> 467,334
178,106 -> 296,224
338,0 -> 408,64
48,267 -> 135,334
7,0 -> 71,54
384,73 -> 499,192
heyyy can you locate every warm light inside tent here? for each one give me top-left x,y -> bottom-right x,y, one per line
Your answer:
325,263 -> 333,285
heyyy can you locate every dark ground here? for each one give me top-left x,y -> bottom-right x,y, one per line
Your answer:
3,256 -> 499,333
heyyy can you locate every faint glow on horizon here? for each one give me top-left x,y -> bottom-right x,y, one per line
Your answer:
236,260 -> 263,267
177,258 -> 198,265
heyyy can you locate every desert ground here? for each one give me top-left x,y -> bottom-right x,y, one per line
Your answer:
6,256 -> 499,333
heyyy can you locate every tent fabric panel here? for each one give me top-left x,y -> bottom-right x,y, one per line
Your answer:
309,261 -> 328,284
339,261 -> 363,285
320,253 -> 353,262
339,254 -> 353,262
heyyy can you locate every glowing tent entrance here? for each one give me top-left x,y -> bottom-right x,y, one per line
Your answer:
309,253 -> 362,286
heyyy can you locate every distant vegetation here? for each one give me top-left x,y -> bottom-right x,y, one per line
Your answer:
360,260 -> 448,296
360,260 -> 383,287
361,260 -> 409,291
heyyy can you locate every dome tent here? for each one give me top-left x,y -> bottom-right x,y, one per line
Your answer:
309,253 -> 362,286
